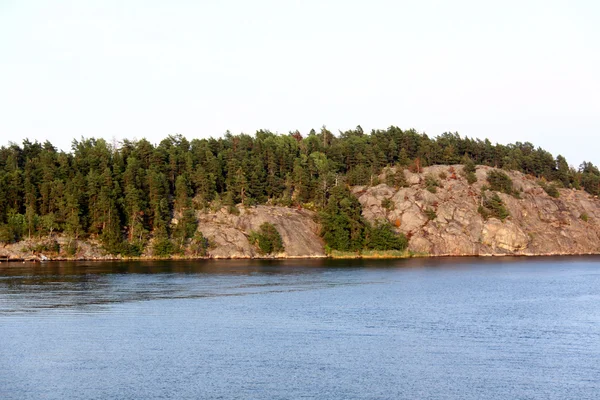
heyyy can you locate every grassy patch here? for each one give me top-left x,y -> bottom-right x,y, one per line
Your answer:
328,249 -> 412,258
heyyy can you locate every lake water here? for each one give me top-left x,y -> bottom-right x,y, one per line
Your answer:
1,257 -> 599,399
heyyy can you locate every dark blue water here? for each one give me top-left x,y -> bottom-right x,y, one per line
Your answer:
1,257 -> 599,399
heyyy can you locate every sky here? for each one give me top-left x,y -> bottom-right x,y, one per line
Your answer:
1,0 -> 599,167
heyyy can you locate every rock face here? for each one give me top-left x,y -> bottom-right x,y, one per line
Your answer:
196,205 -> 325,258
3,165 -> 600,260
353,165 -> 600,256
0,206 -> 325,261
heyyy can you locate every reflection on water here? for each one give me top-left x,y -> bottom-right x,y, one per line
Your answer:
0,257 -> 485,314
1,257 -> 600,400
0,259 -> 384,314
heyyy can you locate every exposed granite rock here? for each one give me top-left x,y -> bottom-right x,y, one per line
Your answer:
197,205 -> 325,258
481,219 -> 529,252
354,165 -> 600,256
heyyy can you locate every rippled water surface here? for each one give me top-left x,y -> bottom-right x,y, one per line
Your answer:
1,257 -> 600,399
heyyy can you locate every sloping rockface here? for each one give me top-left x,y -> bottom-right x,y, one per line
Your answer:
195,205 -> 325,258
354,165 -> 600,256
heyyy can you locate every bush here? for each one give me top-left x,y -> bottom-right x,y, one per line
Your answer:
424,208 -> 437,220
227,204 -> 240,215
65,240 -> 78,256
190,232 -> 211,256
462,158 -> 476,174
249,222 -> 284,255
27,240 -> 60,254
580,212 -> 589,222
539,181 -> 560,198
381,198 -> 395,211
466,172 -> 477,185
385,169 -> 408,188
121,241 -> 145,257
153,237 -> 175,257
478,193 -> 510,221
364,222 -> 408,251
486,170 -> 514,195
425,175 -> 440,193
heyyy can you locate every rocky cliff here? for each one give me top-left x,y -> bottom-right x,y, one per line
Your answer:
354,165 -> 600,256
2,165 -> 600,261
194,205 -> 325,258
0,205 -> 327,260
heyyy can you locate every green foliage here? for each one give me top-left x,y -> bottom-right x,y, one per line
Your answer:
462,157 -> 476,174
0,127 -> 597,248
580,212 -> 589,222
424,208 -> 437,220
381,198 -> 395,211
152,237 -> 175,257
466,172 -> 477,185
65,240 -> 78,256
190,232 -> 211,256
39,213 -> 58,237
539,181 -> 560,198
364,222 -> 408,251
26,240 -> 60,254
384,168 -> 408,188
0,212 -> 26,244
425,175 -> 440,193
249,222 -> 284,255
173,208 -> 197,246
319,185 -> 366,251
120,241 -> 145,257
486,170 -> 514,195
478,193 -> 510,221
227,204 -> 240,216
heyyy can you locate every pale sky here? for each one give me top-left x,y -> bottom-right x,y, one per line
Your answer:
1,0 -> 599,167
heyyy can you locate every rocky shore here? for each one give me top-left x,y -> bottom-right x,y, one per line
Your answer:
2,165 -> 600,262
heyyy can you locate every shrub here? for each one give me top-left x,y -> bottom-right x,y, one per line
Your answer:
153,237 -> 175,257
478,193 -> 510,221
466,172 -> 477,185
408,158 -> 422,173
121,241 -> 145,257
539,181 -> 560,198
228,204 -> 240,215
381,198 -> 395,211
580,212 -> 589,222
364,222 -> 408,251
438,172 -> 447,180
486,170 -> 514,195
463,158 -> 476,174
27,240 -> 60,254
425,175 -> 440,193
249,222 -> 284,255
190,232 -> 211,256
65,240 -> 78,256
424,208 -> 437,220
385,169 -> 408,188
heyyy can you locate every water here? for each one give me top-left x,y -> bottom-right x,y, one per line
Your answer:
1,257 -> 599,399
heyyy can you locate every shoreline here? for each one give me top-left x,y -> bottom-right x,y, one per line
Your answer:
2,251 -> 600,264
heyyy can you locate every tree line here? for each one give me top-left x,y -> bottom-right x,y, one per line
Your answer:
0,126 -> 598,254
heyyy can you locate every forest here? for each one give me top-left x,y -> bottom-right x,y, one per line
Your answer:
1,126 -> 599,255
